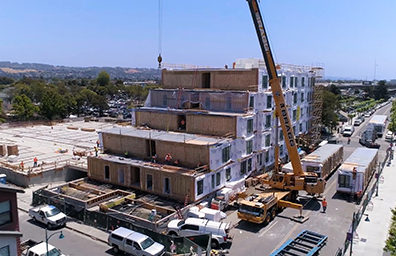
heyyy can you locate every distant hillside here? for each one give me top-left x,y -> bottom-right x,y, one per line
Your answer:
0,61 -> 161,81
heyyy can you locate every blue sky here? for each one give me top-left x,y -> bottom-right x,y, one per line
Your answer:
1,0 -> 395,79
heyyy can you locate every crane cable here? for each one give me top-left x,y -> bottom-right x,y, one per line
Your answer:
157,0 -> 163,69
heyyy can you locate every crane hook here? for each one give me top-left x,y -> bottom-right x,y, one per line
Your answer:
158,54 -> 162,69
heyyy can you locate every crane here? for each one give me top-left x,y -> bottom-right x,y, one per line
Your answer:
246,0 -> 325,195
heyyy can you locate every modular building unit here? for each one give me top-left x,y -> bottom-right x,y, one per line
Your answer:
368,115 -> 387,137
302,144 -> 343,179
336,148 -> 378,197
282,144 -> 343,179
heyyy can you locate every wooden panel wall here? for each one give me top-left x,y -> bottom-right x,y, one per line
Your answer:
187,114 -> 236,137
87,157 -> 196,202
162,70 -> 201,89
102,133 -> 148,158
135,111 -> 179,131
211,69 -> 259,91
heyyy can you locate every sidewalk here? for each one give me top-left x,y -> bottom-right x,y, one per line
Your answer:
17,183 -> 109,244
346,152 -> 395,256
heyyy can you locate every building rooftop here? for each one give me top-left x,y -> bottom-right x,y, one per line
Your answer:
0,120 -> 125,171
101,127 -> 228,146
138,106 -> 250,117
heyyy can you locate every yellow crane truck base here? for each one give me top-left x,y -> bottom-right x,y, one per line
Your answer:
237,189 -> 302,225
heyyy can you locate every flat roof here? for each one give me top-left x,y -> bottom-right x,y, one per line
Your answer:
101,127 -> 227,146
0,120 -> 124,171
0,183 -> 24,193
341,148 -> 378,173
303,144 -> 343,164
97,154 -> 198,176
137,107 -> 250,117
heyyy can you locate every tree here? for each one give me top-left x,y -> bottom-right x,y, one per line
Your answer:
40,89 -> 67,120
322,90 -> 340,129
96,71 -> 110,86
373,80 -> 389,100
0,99 -> 5,122
12,94 -> 38,120
329,84 -> 341,95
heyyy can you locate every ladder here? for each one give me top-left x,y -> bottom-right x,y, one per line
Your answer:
270,230 -> 328,256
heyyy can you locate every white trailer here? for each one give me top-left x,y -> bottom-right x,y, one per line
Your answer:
368,115 -> 387,137
282,144 -> 344,179
336,148 -> 378,198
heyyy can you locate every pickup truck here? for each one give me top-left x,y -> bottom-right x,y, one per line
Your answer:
29,205 -> 66,228
21,240 -> 65,256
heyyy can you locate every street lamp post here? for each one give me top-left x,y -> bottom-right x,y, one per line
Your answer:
45,228 -> 64,256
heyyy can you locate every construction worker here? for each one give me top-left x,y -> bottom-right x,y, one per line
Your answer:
96,140 -> 100,148
124,151 -> 129,158
321,197 -> 327,213
20,161 -> 24,171
94,146 -> 98,157
347,137 -> 351,144
33,157 -> 38,167
151,154 -> 157,163
173,159 -> 179,166
165,153 -> 172,164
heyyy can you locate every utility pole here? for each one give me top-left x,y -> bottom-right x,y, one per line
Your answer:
349,212 -> 355,256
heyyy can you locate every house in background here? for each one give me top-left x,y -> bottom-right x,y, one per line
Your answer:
0,183 -> 24,256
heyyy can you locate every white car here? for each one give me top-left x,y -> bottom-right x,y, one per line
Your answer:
23,242 -> 65,256
385,131 -> 394,141
343,125 -> 354,137
167,218 -> 231,248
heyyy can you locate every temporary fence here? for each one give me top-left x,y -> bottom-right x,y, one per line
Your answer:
32,189 -> 211,255
337,150 -> 391,255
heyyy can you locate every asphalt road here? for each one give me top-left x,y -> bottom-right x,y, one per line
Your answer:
19,210 -> 114,256
227,102 -> 392,256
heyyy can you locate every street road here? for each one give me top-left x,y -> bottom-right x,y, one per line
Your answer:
19,210 -> 113,256
227,102 -> 392,256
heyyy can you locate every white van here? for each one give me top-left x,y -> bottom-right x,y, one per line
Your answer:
343,125 -> 354,137
24,242 -> 65,256
108,227 -> 165,256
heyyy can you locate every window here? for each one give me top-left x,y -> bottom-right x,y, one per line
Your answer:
259,153 -> 263,165
162,95 -> 168,106
0,246 -> 9,256
290,76 -> 294,87
147,174 -> 153,190
0,201 -> 11,226
282,76 -> 286,88
211,174 -> 215,189
222,146 -> 230,163
246,140 -> 253,154
226,96 -> 232,110
216,172 -> 221,186
197,180 -> 204,195
280,145 -> 284,155
301,92 -> 304,102
248,158 -> 252,172
338,174 -> 351,188
295,77 -> 298,87
299,123 -> 303,132
205,97 -> 211,109
265,151 -> 269,163
226,168 -> 231,181
247,119 -> 253,134
280,131 -> 284,141
164,177 -> 170,194
265,115 -> 271,128
240,160 -> 247,175
262,75 -> 268,89
302,77 -> 305,87
118,168 -> 124,184
104,166 -> 110,180
267,95 -> 272,109
126,239 -> 133,246
293,125 -> 297,136
111,234 -> 124,241
249,96 -> 254,109
293,110 -> 297,121
265,134 -> 271,147
293,93 -> 297,104
133,242 -> 142,251
181,224 -> 199,231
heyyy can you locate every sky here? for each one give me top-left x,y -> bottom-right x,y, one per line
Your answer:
0,0 -> 395,80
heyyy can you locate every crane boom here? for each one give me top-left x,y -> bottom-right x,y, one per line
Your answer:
247,0 -> 304,177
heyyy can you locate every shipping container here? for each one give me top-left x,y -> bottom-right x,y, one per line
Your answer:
336,147 -> 378,198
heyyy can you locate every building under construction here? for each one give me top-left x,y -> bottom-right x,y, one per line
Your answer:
88,58 -> 323,203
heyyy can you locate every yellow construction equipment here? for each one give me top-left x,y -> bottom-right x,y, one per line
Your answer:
237,0 -> 325,224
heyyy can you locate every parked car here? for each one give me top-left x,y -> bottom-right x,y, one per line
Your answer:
22,241 -> 65,256
385,131 -> 394,142
108,227 -> 165,256
364,113 -> 370,118
167,218 -> 231,248
343,125 -> 354,137
353,119 -> 362,126
29,205 -> 66,228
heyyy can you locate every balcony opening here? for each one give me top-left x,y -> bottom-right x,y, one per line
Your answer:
202,72 -> 210,88
178,115 -> 186,130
